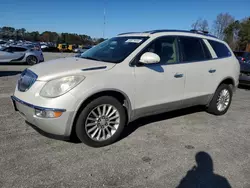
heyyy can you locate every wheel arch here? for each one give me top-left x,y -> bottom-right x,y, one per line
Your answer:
69,89 -> 133,137
217,77 -> 236,91
26,55 -> 38,64
207,77 -> 236,106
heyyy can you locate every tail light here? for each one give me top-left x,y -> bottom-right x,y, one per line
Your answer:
242,57 -> 246,62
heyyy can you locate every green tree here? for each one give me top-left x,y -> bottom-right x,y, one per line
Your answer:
224,21 -> 240,50
238,18 -> 250,50
224,17 -> 250,51
40,31 -> 59,43
1,26 -> 15,39
24,31 -> 40,41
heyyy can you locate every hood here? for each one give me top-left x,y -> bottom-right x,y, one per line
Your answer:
240,63 -> 250,73
28,57 -> 116,81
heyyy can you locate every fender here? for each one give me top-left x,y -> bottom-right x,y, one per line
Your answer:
207,76 -> 236,106
66,88 -> 134,136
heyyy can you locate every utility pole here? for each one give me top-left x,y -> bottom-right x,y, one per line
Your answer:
103,0 -> 106,39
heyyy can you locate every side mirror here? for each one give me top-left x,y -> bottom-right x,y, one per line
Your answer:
139,52 -> 160,64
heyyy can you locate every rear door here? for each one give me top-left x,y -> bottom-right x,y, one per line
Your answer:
178,36 -> 216,107
12,47 -> 27,61
206,39 -> 236,90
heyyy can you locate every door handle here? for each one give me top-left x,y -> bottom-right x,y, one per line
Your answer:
174,73 -> 184,78
209,69 -> 216,73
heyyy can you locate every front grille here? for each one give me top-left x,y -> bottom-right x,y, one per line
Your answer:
18,69 -> 38,92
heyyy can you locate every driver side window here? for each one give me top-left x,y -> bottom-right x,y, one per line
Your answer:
142,36 -> 179,64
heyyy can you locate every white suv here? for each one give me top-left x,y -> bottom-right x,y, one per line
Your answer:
11,30 -> 240,147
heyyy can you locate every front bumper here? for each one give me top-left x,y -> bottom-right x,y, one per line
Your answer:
11,96 -> 74,138
239,73 -> 250,86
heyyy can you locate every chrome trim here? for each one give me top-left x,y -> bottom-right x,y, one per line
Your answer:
81,66 -> 107,71
11,96 -> 66,112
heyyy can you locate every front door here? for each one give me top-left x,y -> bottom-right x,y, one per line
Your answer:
0,47 -> 21,63
134,36 -> 186,118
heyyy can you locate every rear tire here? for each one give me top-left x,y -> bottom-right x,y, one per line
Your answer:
26,55 -> 38,65
75,96 -> 126,147
206,84 -> 233,115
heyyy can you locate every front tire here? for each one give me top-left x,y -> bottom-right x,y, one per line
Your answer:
26,55 -> 38,65
207,84 -> 233,115
75,96 -> 126,147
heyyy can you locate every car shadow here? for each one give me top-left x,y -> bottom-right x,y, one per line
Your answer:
0,71 -> 22,77
176,151 -> 232,188
119,106 -> 204,141
238,85 -> 250,90
0,62 -> 26,65
28,106 -> 204,144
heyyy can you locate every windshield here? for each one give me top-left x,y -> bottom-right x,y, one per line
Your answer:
80,36 -> 148,63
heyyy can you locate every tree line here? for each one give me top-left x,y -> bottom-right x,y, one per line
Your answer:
0,27 -> 105,45
191,13 -> 250,51
1,13 -> 249,50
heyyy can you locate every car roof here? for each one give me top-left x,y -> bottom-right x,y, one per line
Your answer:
118,29 -> 219,40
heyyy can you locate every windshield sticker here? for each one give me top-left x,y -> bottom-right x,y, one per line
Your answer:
125,39 -> 143,43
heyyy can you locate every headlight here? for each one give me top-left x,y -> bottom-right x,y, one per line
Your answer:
40,75 -> 85,98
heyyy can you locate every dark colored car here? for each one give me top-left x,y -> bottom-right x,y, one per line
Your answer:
234,51 -> 250,63
239,62 -> 250,86
42,46 -> 60,52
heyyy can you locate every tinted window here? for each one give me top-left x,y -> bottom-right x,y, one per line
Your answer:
14,47 -> 27,52
141,36 -> 179,64
2,47 -> 11,52
208,40 -> 231,58
179,37 -> 207,62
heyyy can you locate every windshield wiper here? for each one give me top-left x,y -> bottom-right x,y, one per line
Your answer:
82,56 -> 102,61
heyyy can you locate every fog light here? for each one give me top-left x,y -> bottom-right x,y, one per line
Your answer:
35,109 -> 63,118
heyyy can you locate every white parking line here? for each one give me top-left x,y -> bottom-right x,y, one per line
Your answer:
0,93 -> 13,99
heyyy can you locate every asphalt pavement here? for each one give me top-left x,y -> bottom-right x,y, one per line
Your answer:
0,53 -> 250,187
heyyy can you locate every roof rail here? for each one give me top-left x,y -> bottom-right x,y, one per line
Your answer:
118,32 -> 144,36
190,29 -> 209,34
118,29 -> 218,38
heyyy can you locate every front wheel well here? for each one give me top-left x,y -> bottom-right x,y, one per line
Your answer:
70,90 -> 131,137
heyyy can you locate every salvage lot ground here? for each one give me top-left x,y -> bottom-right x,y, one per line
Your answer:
1,53 -> 250,187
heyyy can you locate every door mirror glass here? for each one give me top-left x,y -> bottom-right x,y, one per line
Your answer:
139,52 -> 160,64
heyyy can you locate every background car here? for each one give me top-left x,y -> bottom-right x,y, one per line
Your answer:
41,46 -> 60,52
236,56 -> 245,64
73,46 -> 92,53
234,51 -> 250,63
0,45 -> 44,65
239,60 -> 250,86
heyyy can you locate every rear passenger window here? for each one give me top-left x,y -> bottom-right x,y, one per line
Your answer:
179,37 -> 208,62
208,40 -> 231,58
